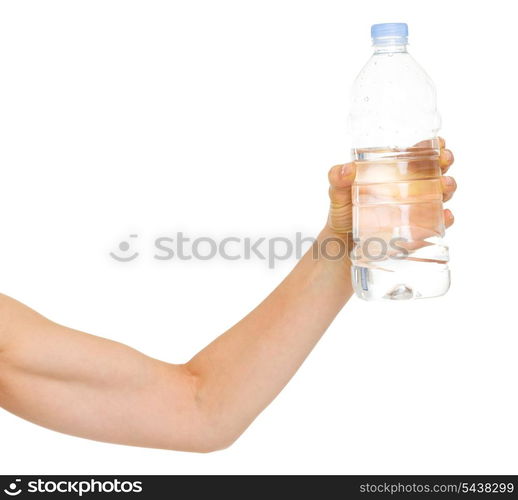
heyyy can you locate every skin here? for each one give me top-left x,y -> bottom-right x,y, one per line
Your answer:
0,140 -> 456,452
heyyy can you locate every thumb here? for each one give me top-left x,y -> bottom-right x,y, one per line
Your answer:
327,162 -> 356,234
328,162 -> 356,206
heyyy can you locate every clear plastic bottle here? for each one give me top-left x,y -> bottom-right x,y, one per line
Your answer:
348,23 -> 450,300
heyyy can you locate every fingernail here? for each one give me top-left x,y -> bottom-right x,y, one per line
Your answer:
341,164 -> 352,176
445,149 -> 454,162
443,176 -> 455,187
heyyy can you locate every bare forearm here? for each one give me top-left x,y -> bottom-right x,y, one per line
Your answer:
0,150 -> 455,452
0,229 -> 353,452
185,228 -> 352,444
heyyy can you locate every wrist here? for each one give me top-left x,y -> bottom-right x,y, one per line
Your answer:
317,227 -> 353,264
295,228 -> 353,306
312,227 -> 353,303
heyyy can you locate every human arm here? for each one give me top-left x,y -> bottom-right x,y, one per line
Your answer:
0,143 -> 456,452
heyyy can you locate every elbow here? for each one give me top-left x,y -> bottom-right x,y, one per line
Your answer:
201,441 -> 236,454
185,410 -> 244,455
170,418 -> 242,454
190,422 -> 242,453
178,363 -> 244,454
187,433 -> 239,454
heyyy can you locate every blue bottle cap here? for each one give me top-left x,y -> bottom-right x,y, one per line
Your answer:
371,23 -> 408,42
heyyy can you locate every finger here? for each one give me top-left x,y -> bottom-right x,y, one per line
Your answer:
444,208 -> 454,228
328,162 -> 355,208
440,148 -> 454,173
328,162 -> 355,189
413,136 -> 445,149
441,175 -> 457,202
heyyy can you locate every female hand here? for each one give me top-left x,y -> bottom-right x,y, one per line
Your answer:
326,138 -> 456,248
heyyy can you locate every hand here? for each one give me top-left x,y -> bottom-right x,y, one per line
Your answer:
326,138 -> 456,242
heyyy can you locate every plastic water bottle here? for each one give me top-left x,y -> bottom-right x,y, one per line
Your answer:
348,23 -> 450,300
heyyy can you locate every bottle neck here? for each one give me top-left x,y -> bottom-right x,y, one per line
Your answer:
372,36 -> 408,54
373,43 -> 407,54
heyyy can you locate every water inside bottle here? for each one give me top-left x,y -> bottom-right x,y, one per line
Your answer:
351,144 -> 450,300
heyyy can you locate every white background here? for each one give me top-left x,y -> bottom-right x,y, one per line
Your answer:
0,0 -> 517,475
